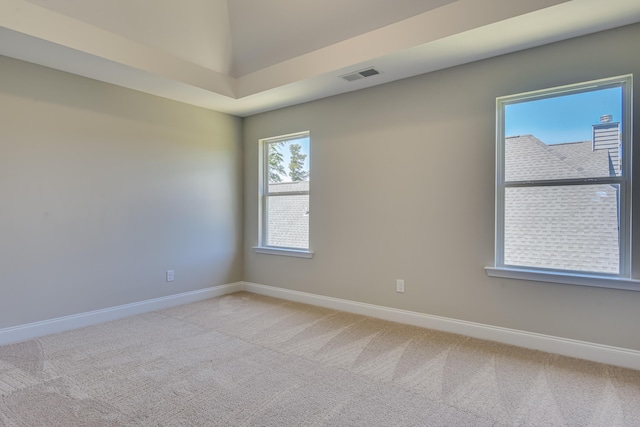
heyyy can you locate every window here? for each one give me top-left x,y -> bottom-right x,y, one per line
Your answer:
255,131 -> 312,258
487,75 -> 638,289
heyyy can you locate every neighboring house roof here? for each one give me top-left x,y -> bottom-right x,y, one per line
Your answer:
267,181 -> 309,249
504,135 -> 619,274
547,140 -> 611,178
269,181 -> 309,193
504,136 -> 610,181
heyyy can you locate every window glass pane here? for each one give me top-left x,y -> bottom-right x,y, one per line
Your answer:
267,137 -> 310,193
269,180 -> 309,194
504,184 -> 620,274
267,195 -> 309,249
504,87 -> 623,182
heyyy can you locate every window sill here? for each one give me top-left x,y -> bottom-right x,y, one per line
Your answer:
485,266 -> 640,291
253,246 -> 314,258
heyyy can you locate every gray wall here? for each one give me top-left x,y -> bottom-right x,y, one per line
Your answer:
244,23 -> 640,350
0,56 -> 243,329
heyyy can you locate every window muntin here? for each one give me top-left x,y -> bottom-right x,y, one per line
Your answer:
259,132 -> 310,252
496,75 -> 632,277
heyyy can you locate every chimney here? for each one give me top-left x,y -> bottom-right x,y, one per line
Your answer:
592,114 -> 621,175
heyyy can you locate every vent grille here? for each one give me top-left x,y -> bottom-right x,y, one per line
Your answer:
341,68 -> 381,82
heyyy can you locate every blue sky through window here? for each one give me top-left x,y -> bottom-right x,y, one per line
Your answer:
505,87 -> 622,145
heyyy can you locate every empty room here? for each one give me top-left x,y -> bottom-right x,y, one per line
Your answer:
1,0 -> 640,425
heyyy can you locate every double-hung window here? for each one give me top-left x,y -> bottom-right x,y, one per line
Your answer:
255,131 -> 312,258
487,75 -> 637,289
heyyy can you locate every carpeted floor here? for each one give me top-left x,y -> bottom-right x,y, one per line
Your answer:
0,292 -> 639,426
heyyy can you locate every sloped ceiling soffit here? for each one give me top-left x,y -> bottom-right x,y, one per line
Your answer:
1,0 -> 640,116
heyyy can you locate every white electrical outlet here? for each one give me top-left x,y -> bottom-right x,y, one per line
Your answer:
396,279 -> 405,293
166,270 -> 175,282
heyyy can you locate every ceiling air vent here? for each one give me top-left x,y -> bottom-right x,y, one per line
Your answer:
341,67 -> 381,82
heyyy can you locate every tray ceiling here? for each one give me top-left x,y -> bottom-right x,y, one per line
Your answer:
1,0 -> 640,116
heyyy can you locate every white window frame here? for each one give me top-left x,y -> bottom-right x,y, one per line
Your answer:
485,75 -> 640,290
254,131 -> 313,258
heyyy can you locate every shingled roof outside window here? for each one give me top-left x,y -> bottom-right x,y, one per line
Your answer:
504,135 -> 620,274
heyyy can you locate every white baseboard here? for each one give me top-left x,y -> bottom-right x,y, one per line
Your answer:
241,282 -> 640,371
0,282 -> 243,346
3,280 -> 638,370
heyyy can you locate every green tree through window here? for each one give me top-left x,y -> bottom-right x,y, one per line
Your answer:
288,143 -> 309,182
268,141 -> 286,183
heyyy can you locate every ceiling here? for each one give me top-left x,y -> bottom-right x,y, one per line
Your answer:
1,0 -> 640,117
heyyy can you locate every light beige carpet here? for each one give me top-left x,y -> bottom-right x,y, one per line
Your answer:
0,292 -> 639,426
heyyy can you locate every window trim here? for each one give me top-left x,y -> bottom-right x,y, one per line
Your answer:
485,267 -> 640,291
252,246 -> 314,258
489,75 -> 635,289
255,131 -> 313,258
